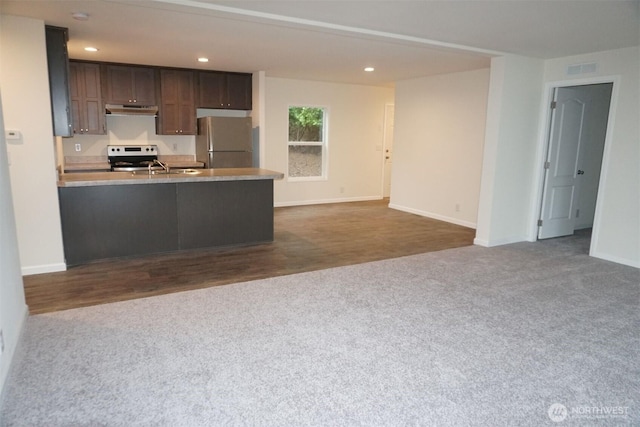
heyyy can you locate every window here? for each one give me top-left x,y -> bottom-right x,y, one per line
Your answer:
288,106 -> 327,179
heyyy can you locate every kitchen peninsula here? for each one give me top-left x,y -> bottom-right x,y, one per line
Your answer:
58,168 -> 283,266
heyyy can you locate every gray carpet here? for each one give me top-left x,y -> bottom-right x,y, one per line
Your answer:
2,234 -> 639,426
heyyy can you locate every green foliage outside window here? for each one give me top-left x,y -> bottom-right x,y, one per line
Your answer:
289,107 -> 323,142
288,106 -> 327,179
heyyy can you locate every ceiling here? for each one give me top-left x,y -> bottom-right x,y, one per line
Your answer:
1,0 -> 638,87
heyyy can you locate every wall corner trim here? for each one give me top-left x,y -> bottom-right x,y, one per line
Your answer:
0,303 -> 29,402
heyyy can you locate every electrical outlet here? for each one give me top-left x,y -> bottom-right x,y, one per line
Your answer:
173,143 -> 178,151
340,186 -> 345,194
455,203 -> 461,212
0,329 -> 4,355
74,143 -> 81,152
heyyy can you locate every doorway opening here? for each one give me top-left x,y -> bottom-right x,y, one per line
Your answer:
537,82 -> 613,248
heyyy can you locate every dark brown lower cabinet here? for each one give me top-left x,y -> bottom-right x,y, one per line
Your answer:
58,180 -> 274,266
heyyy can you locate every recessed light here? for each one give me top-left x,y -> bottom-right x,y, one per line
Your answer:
364,67 -> 375,72
84,47 -> 98,52
198,57 -> 209,63
72,12 -> 89,21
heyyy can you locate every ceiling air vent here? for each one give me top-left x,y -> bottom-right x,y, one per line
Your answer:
567,62 -> 597,76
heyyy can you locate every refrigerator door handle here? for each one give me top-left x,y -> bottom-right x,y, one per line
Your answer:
207,121 -> 214,152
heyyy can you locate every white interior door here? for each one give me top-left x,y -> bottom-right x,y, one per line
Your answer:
382,104 -> 395,198
538,85 -> 610,239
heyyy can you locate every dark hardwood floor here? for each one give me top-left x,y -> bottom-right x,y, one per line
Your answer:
24,199 -> 475,314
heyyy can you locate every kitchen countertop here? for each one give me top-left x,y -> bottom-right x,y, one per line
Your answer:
58,168 -> 284,187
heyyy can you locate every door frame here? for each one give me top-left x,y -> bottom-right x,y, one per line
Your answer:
529,75 -> 620,256
381,103 -> 395,199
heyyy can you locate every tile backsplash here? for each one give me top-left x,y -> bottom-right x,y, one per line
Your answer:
62,115 -> 195,157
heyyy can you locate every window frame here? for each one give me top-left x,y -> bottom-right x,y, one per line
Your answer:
287,105 -> 329,182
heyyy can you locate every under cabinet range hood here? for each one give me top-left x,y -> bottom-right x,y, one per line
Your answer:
105,103 -> 158,116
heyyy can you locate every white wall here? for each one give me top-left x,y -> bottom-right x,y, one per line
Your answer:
0,89 -> 29,401
390,68 -> 490,228
0,15 -> 65,275
265,78 -> 394,206
475,55 -> 545,246
541,47 -> 640,267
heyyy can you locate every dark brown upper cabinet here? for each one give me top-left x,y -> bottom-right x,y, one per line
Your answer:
105,65 -> 156,105
198,71 -> 252,110
158,69 -> 196,135
45,26 -> 73,137
69,61 -> 105,135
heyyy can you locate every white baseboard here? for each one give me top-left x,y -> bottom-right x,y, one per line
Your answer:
473,238 -> 490,247
387,203 -> 476,229
590,250 -> 640,269
473,236 -> 524,247
275,196 -> 382,208
22,262 -> 66,276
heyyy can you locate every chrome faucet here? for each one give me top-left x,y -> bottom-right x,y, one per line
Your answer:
153,159 -> 170,173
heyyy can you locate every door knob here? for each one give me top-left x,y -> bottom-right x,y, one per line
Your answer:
577,170 -> 585,175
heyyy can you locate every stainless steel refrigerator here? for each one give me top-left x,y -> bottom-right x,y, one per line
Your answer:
196,116 -> 253,168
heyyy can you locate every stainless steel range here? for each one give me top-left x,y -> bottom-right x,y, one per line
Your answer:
107,145 -> 161,171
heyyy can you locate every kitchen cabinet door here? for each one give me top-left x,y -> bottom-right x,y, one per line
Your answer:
198,71 -> 252,110
158,69 -> 195,135
105,65 -> 156,105
198,71 -> 225,108
225,73 -> 252,110
69,62 -> 105,135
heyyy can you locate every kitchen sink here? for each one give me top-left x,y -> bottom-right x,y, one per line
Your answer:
133,168 -> 203,176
